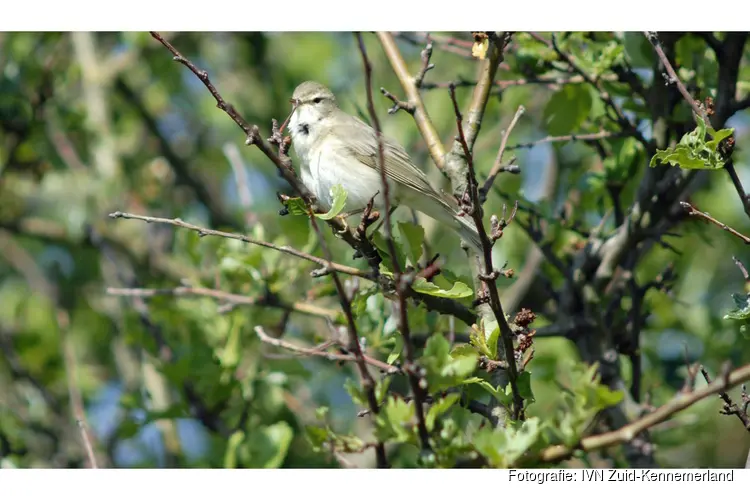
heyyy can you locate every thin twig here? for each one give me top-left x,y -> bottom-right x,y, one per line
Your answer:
480,105 -> 525,200
357,32 -> 432,454
255,326 -> 400,375
108,211 -> 373,278
644,32 -> 708,123
106,286 -> 340,320
507,130 -> 622,150
448,84 -> 523,420
680,202 -> 750,244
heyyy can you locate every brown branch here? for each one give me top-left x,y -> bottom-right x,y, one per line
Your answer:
108,211 -> 373,278
423,74 -> 619,91
644,32 -> 708,123
480,105 -> 525,201
448,84 -> 523,420
680,202 -> 750,244
254,326 -> 400,375
377,32 -> 447,172
357,32 -> 432,454
106,286 -> 340,320
506,130 -> 621,150
701,366 -> 750,432
534,362 -> 750,464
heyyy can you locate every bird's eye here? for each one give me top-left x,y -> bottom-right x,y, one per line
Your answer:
312,97 -> 323,104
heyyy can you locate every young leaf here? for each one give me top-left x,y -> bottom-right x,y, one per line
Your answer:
316,184 -> 348,220
426,393 -> 460,431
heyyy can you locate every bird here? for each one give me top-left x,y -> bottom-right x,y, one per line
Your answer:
287,80 -> 482,253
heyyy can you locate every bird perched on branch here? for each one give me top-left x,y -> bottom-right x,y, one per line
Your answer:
286,81 -> 482,252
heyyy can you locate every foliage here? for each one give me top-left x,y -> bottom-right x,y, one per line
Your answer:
1,31 -> 750,470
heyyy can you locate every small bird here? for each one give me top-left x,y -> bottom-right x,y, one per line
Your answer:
287,81 -> 482,252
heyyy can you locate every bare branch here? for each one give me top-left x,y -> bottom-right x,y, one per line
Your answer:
357,32 -> 432,454
255,326 -> 400,375
480,105 -> 525,201
106,286 -> 341,320
108,211 -> 372,278
448,84 -> 523,420
680,202 -> 750,245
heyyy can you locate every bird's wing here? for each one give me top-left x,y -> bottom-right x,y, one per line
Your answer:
332,113 -> 457,210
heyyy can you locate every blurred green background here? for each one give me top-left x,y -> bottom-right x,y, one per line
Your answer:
1,32 -> 749,468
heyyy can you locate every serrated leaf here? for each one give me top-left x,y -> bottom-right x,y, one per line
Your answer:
426,393 -> 460,431
398,221 -> 425,265
412,278 -> 473,298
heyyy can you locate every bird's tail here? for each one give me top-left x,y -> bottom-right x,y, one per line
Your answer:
411,194 -> 483,253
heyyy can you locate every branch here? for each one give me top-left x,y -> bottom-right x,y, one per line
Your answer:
701,366 -> 750,432
506,130 -> 622,150
108,211 -> 372,279
480,105 -> 525,201
357,32 -> 432,453
255,326 -> 399,375
377,32 -> 447,172
535,362 -> 750,464
448,84 -> 523,420
106,286 -> 341,320
644,32 -> 708,123
680,202 -> 750,244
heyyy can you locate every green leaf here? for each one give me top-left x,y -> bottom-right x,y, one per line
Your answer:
515,371 -> 535,403
398,221 -> 425,266
282,197 -> 309,216
421,335 -> 479,392
280,184 -> 348,220
544,84 -> 593,136
426,393 -> 460,431
316,184 -> 348,220
412,278 -> 473,299
386,334 -> 403,365
375,396 -> 416,444
463,377 -> 511,404
486,327 -> 500,360
650,117 -> 734,171
474,417 -> 543,467
469,328 -> 492,358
